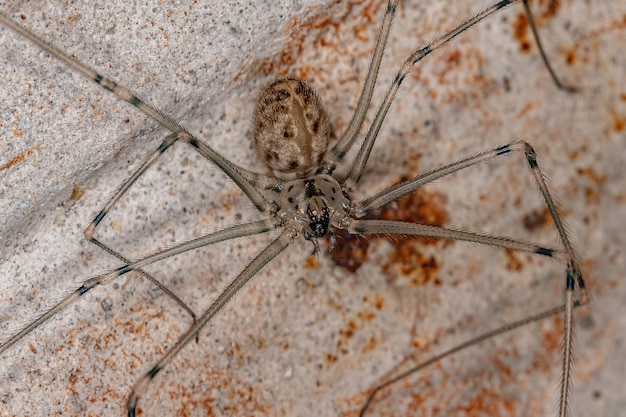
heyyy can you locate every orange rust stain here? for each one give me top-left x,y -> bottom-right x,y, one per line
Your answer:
0,144 -> 41,172
64,12 -> 82,25
305,254 -> 319,269
232,0 -> 380,84
577,166 -> 606,185
535,0 -> 561,19
411,335 -> 428,349
334,299 -> 382,357
357,310 -> 375,322
542,314 -> 563,351
446,50 -> 462,67
340,319 -> 357,340
379,185 -> 447,229
454,386 -> 516,415
374,295 -> 384,310
564,46 -> 577,66
349,357 -> 524,416
503,249 -> 523,272
165,367 -> 271,416
612,110 -> 625,132
568,144 -> 588,161
325,352 -> 339,364
513,13 -> 531,53
332,184 -> 448,288
513,0 -> 563,53
379,187 -> 448,285
576,166 -> 606,205
431,47 -> 490,106
515,101 -> 535,119
249,333 -> 266,350
383,240 -> 442,286
362,336 -> 377,354
218,188 -> 241,213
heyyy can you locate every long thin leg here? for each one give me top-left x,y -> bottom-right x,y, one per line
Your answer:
522,0 -> 577,93
84,132 -> 178,239
344,0 -> 576,189
0,12 -> 279,213
354,141 -> 529,215
0,220 -> 274,356
321,0 -> 399,171
126,228 -> 294,417
358,301 -> 584,417
81,132 -> 201,336
90,237 -> 199,341
354,140 -> 589,301
347,219 -> 560,258
351,140 -> 589,417
525,146 -> 589,417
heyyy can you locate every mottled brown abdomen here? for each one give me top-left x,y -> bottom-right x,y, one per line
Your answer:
253,77 -> 330,177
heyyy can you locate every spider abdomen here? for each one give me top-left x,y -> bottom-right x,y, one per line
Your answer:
253,76 -> 330,178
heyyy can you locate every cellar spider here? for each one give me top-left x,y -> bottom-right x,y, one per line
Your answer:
0,0 -> 590,416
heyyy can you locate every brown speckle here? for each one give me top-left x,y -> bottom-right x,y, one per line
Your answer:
70,183 -> 85,201
522,208 -> 550,231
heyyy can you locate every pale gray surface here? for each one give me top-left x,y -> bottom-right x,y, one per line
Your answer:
0,1 -> 624,416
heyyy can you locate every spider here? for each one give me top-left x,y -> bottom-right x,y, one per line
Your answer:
0,0 -> 590,416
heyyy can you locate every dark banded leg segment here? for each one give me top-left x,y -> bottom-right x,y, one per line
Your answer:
358,300 -> 584,417
341,0 -> 576,189
84,132 -> 180,239
0,220 -> 274,358
351,140 -> 589,417
321,0 -> 399,171
0,11 -> 276,213
126,229 -> 293,417
523,143 -> 590,417
89,237 -> 200,342
347,219 -> 560,259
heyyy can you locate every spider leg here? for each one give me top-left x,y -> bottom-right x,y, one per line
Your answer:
83,132 -> 179,239
0,9 -> 287,346
89,237 -> 201,342
355,140 -> 589,282
79,133 -> 201,334
126,228 -> 294,417
0,12 -> 278,213
351,140 -> 589,417
322,0 -> 400,169
353,141 -> 525,213
521,0 -> 577,93
76,131 -> 277,338
347,219 -> 560,258
0,220 -> 274,357
358,300 -> 584,417
524,145 -> 589,417
343,0 -> 576,189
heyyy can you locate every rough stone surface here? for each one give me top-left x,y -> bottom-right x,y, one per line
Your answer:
1,1 -> 624,416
